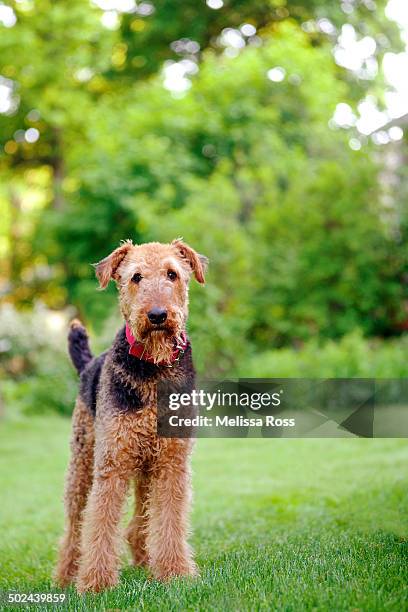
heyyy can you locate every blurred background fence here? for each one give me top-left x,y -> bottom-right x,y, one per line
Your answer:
0,0 -> 407,416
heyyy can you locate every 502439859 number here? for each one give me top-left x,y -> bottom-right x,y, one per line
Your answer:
2,591 -> 67,605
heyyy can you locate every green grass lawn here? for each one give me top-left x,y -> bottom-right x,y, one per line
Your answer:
0,414 -> 407,611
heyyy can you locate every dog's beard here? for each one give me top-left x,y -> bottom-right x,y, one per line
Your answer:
143,331 -> 177,364
131,317 -> 184,364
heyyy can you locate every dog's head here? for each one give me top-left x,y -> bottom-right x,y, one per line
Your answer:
94,239 -> 208,363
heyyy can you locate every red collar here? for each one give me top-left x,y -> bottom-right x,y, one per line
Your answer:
125,323 -> 188,366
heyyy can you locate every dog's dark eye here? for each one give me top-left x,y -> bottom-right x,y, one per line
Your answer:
167,270 -> 177,281
131,272 -> 143,284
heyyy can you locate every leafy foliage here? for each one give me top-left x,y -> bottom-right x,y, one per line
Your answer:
0,303 -> 77,415
0,1 -> 406,378
243,329 -> 408,378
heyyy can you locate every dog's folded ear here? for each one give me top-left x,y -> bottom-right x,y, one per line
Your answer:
93,240 -> 133,289
172,238 -> 208,284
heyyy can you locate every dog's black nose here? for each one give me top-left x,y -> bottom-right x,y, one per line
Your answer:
147,308 -> 167,325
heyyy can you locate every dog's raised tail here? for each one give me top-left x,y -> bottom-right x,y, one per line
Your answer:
68,319 -> 93,374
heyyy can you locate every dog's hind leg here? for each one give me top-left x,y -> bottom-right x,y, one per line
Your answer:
125,472 -> 151,567
54,399 -> 94,587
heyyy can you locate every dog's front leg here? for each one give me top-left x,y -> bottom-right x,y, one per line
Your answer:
76,468 -> 129,593
125,473 -> 151,567
146,442 -> 197,581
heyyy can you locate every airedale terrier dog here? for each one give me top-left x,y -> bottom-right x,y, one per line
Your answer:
54,238 -> 207,593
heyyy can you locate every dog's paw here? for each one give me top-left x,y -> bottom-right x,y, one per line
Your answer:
126,536 -> 149,568
130,553 -> 149,568
54,572 -> 76,589
53,558 -> 78,588
76,568 -> 118,593
151,561 -> 199,582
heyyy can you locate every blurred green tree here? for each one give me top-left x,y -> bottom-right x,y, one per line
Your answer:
0,0 -> 406,376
